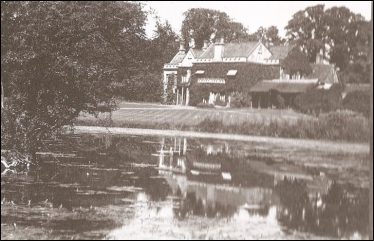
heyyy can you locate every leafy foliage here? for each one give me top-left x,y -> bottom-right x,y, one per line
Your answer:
1,1 -> 148,160
181,8 -> 250,48
189,62 -> 279,106
195,110 -> 369,142
286,4 -> 371,83
229,92 -> 252,108
286,5 -> 326,62
164,74 -> 176,105
342,90 -> 371,117
281,48 -> 312,77
293,84 -> 343,115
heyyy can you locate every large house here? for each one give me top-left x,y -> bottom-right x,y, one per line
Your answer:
163,38 -> 338,108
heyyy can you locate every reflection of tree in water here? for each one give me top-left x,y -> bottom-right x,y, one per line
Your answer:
275,179 -> 369,238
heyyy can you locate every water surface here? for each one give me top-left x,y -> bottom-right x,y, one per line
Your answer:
1,134 -> 370,239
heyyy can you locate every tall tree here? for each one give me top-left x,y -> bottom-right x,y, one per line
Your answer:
285,4 -> 327,62
264,26 -> 283,45
149,20 -> 179,71
286,4 -> 371,83
121,20 -> 179,102
281,48 -> 312,78
181,8 -> 249,48
1,1 -> 148,161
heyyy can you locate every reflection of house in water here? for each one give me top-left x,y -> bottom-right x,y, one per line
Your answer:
156,137 -> 278,216
157,137 -> 188,174
156,137 -> 333,218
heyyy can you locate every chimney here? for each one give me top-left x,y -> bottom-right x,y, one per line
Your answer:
179,41 -> 185,53
213,37 -> 224,61
202,41 -> 209,51
189,38 -> 195,49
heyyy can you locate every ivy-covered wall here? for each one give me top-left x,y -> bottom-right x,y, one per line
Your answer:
189,62 -> 279,106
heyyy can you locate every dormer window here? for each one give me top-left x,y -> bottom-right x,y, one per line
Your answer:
227,70 -> 237,76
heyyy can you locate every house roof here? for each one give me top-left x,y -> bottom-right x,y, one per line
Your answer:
250,81 -> 316,93
307,64 -> 338,84
190,48 -> 205,58
269,45 -> 294,60
250,64 -> 338,94
197,42 -> 260,59
168,51 -> 186,65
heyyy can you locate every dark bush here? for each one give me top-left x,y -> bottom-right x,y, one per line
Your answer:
229,92 -> 252,108
294,84 -> 343,115
342,90 -> 371,117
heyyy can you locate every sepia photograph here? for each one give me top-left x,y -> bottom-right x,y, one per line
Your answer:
1,1 -> 373,240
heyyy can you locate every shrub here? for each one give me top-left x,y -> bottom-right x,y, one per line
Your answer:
229,92 -> 252,108
194,110 -> 368,142
294,84 -> 343,115
342,90 -> 370,117
318,110 -> 369,142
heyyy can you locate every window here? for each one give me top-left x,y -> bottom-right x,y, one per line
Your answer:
195,70 -> 205,74
197,78 -> 225,84
226,70 -> 237,76
181,75 -> 188,83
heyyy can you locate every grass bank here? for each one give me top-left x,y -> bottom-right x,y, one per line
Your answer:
74,110 -> 370,143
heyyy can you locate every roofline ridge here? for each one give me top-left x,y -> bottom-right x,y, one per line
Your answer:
246,41 -> 261,57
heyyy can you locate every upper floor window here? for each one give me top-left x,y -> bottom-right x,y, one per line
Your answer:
181,75 -> 189,83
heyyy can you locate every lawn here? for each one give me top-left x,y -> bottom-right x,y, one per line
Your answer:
78,102 -> 312,127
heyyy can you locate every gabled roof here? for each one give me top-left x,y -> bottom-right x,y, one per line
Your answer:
197,42 -> 260,59
269,45 -> 295,60
168,51 -> 186,65
167,48 -> 205,66
190,48 -> 205,58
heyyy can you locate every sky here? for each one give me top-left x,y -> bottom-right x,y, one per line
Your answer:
143,1 -> 372,39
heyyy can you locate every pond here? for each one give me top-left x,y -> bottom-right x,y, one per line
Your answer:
1,134 -> 370,240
